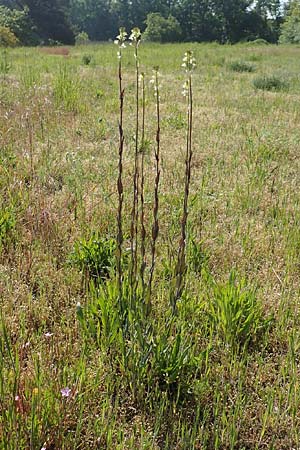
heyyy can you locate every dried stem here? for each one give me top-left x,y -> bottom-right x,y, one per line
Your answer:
174,73 -> 193,311
140,73 -> 146,296
149,68 -> 161,302
130,41 -> 140,293
116,43 -> 125,307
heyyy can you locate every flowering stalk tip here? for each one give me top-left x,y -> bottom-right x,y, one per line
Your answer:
129,27 -> 141,46
182,50 -> 196,73
114,27 -> 128,59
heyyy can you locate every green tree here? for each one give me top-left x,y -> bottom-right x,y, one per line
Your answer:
279,0 -> 300,43
19,0 -> 75,44
212,0 -> 255,43
70,0 -> 116,41
143,12 -> 181,42
0,25 -> 18,46
175,0 -> 220,42
0,5 -> 36,45
255,0 -> 281,20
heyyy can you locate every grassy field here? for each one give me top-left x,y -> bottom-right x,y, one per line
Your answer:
1,41 -> 300,449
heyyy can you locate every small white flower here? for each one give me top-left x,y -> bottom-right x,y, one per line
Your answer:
182,50 -> 196,73
44,332 -> 53,338
129,27 -> 141,45
114,27 -> 127,58
182,81 -> 189,97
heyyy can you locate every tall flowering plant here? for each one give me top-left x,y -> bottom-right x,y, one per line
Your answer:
174,50 -> 196,311
114,28 -> 127,309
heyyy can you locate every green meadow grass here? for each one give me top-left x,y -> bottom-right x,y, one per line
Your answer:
1,42 -> 300,449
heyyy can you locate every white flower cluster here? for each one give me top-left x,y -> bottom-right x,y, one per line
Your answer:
182,80 -> 189,97
114,27 -> 127,59
182,50 -> 196,97
182,50 -> 196,73
149,68 -> 162,100
129,27 -> 142,46
114,27 -> 142,59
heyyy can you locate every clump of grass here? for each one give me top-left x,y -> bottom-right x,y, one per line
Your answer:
229,60 -> 255,73
70,234 -> 116,285
247,53 -> 263,62
207,271 -> 272,349
253,74 -> 288,91
0,49 -> 10,75
188,238 -> 209,274
0,207 -> 16,253
53,64 -> 80,111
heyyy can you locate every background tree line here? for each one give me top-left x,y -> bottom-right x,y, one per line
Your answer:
0,0 -> 299,46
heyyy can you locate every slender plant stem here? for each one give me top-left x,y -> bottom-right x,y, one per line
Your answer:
149,68 -> 161,303
117,54 -> 125,309
174,73 -> 193,311
130,42 -> 140,302
140,73 -> 146,297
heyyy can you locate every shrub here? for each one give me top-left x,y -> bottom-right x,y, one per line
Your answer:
246,38 -> 269,46
82,54 -> 92,65
75,31 -> 90,46
253,75 -> 288,91
229,60 -> 255,73
144,13 -> 182,43
0,25 -> 18,47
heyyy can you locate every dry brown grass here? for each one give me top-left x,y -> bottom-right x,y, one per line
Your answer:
40,46 -> 70,56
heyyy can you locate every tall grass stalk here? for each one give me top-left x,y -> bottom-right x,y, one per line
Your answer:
174,51 -> 196,311
25,113 -> 34,183
139,72 -> 146,297
149,67 -> 161,302
129,28 -> 142,301
114,28 -> 127,312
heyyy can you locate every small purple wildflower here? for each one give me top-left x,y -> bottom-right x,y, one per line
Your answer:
60,387 -> 71,398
